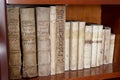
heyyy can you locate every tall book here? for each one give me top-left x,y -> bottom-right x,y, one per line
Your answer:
91,25 -> 99,67
109,34 -> 115,63
103,27 -> 111,64
65,22 -> 70,71
70,22 -> 79,70
50,6 -> 56,75
56,6 -> 66,74
20,8 -> 37,77
100,29 -> 105,65
78,22 -> 86,69
36,7 -> 50,76
84,25 -> 93,68
7,7 -> 21,79
96,25 -> 103,66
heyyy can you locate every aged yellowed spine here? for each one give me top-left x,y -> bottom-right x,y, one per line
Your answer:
65,22 -> 70,71
20,8 -> 37,77
103,27 -> 111,64
7,7 -> 21,79
78,22 -> 86,70
109,34 -> 115,63
91,25 -> 99,67
50,6 -> 56,75
36,7 -> 50,76
70,22 -> 79,70
84,25 -> 93,68
56,6 -> 66,74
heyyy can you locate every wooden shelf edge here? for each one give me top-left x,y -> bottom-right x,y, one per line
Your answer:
6,0 -> 120,5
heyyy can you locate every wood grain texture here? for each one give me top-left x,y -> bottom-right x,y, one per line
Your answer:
0,0 -> 8,80
20,64 -> 120,80
66,5 -> 101,24
6,0 -> 120,4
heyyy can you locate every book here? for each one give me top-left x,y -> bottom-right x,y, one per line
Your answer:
84,25 -> 93,68
100,29 -> 105,65
50,6 -> 56,75
103,27 -> 111,64
96,25 -> 103,66
7,7 -> 21,79
36,7 -> 50,76
78,22 -> 86,69
65,22 -> 70,71
20,8 -> 37,77
56,6 -> 66,74
109,34 -> 115,63
70,22 -> 79,70
91,25 -> 99,67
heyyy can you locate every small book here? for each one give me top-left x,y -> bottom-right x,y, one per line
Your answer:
55,6 -> 66,74
103,27 -> 111,64
84,25 -> 93,68
65,22 -> 70,71
36,7 -> 51,76
50,6 -> 57,75
78,21 -> 86,69
20,8 -> 37,77
109,34 -> 115,63
91,25 -> 99,67
70,22 -> 79,70
7,7 -> 21,79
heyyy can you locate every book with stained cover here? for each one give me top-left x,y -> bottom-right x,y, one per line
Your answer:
65,22 -> 70,71
20,8 -> 37,77
84,25 -> 93,68
7,7 -> 21,79
78,22 -> 86,69
36,7 -> 51,76
103,27 -> 111,64
70,22 -> 78,70
56,6 -> 66,74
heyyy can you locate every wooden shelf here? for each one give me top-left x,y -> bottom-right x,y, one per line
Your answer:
6,0 -> 120,5
21,64 -> 120,80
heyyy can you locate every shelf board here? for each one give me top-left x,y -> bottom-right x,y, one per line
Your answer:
6,0 -> 120,5
21,64 -> 120,80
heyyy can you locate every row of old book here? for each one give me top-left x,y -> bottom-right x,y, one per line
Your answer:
7,6 -> 115,79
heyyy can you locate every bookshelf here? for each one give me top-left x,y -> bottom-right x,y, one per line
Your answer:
0,0 -> 120,80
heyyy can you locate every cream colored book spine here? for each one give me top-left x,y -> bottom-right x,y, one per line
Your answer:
56,6 -> 65,74
70,22 -> 78,70
96,25 -> 103,66
91,25 -> 99,67
7,7 -> 21,79
109,34 -> 115,63
78,22 -> 86,69
100,29 -> 105,65
20,8 -> 37,77
36,7 -> 50,76
65,22 -> 70,71
84,25 -> 93,68
103,27 -> 111,64
50,6 -> 56,75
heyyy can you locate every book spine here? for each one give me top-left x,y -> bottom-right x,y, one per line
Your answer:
36,7 -> 50,76
78,22 -> 85,69
109,34 -> 115,63
50,6 -> 56,75
100,29 -> 105,65
56,6 -> 65,74
104,27 -> 111,64
65,22 -> 70,71
7,7 -> 21,79
96,25 -> 103,66
84,25 -> 93,68
20,8 -> 37,77
91,25 -> 99,67
70,22 -> 78,70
